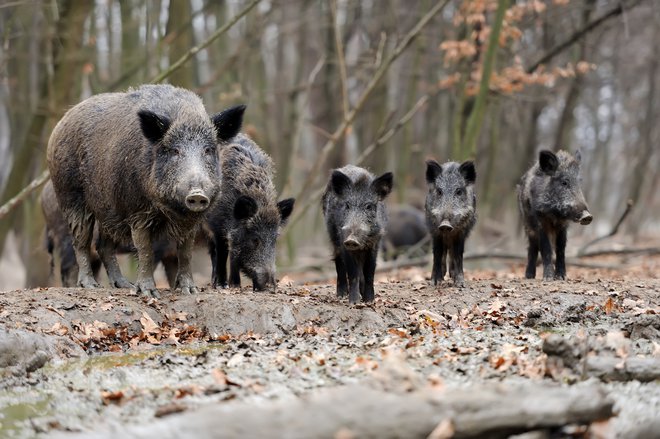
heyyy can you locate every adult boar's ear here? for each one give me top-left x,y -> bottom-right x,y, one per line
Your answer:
574,150 -> 582,163
277,198 -> 295,224
212,104 -> 246,142
331,170 -> 352,196
459,161 -> 476,185
539,150 -> 559,174
372,172 -> 394,199
234,195 -> 258,221
426,160 -> 442,184
138,110 -> 171,144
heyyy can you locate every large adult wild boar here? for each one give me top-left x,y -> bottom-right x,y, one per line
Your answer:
47,84 -> 245,297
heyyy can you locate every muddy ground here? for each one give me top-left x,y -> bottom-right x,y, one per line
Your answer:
0,255 -> 659,438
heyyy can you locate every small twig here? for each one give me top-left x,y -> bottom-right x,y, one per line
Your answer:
286,92 -> 431,229
291,0 -> 450,215
0,169 -> 50,221
151,0 -> 261,84
526,1 -> 639,74
578,199 -> 634,256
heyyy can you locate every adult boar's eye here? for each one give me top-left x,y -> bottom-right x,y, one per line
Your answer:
366,203 -> 376,211
455,188 -> 464,196
204,146 -> 215,155
437,188 -> 443,197
344,202 -> 350,210
561,180 -> 569,187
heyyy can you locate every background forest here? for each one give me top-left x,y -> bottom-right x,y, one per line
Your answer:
0,0 -> 658,289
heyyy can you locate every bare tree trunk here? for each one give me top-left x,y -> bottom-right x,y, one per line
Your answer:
165,0 -> 195,88
0,0 -> 91,284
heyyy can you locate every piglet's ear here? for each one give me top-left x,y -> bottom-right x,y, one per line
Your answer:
277,198 -> 295,224
331,170 -> 351,196
138,110 -> 171,144
212,104 -> 246,142
234,195 -> 258,221
459,161 -> 476,185
539,150 -> 559,174
425,160 -> 442,184
372,172 -> 393,199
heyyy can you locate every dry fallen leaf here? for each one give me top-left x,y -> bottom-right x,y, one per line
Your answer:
101,390 -> 124,405
140,311 -> 159,334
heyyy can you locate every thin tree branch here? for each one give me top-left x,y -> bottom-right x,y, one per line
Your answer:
0,169 -> 50,221
578,199 -> 634,256
526,1 -> 639,74
151,0 -> 261,84
287,92 -> 431,229
291,0 -> 450,214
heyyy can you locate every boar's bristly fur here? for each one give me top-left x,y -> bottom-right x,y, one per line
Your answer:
425,160 -> 477,287
207,134 -> 294,291
518,149 -> 593,281
47,84 -> 244,297
322,165 -> 393,304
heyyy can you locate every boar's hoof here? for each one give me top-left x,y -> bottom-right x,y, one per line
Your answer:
178,285 -> 199,295
175,276 -> 198,295
554,273 -> 566,281
78,276 -> 100,289
453,280 -> 465,288
110,277 -> 134,289
133,279 -> 160,299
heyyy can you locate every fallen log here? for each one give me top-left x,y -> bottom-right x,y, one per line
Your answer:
63,383 -> 613,439
543,333 -> 660,383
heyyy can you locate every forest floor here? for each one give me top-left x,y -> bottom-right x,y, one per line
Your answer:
0,254 -> 659,438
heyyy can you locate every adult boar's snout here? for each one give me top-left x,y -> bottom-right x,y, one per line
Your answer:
343,235 -> 361,250
185,189 -> 210,212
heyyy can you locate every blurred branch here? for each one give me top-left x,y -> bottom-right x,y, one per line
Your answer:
330,0 -> 349,119
151,0 -> 261,84
0,169 -> 49,221
282,56 -> 326,196
292,0 -> 450,211
287,92 -> 432,229
578,199 -> 634,256
526,1 -> 638,74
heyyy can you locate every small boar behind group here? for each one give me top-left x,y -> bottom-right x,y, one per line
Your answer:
518,150 -> 593,280
47,84 -> 244,297
206,134 -> 294,291
322,165 -> 393,304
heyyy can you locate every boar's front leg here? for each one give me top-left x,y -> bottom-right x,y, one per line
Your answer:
97,232 -> 133,289
211,236 -> 230,288
554,226 -> 567,280
431,235 -> 445,285
343,250 -> 361,305
130,227 -> 158,298
449,236 -> 466,288
67,208 -> 99,288
361,247 -> 378,303
175,232 -> 198,295
539,228 -> 554,281
334,251 -> 348,298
